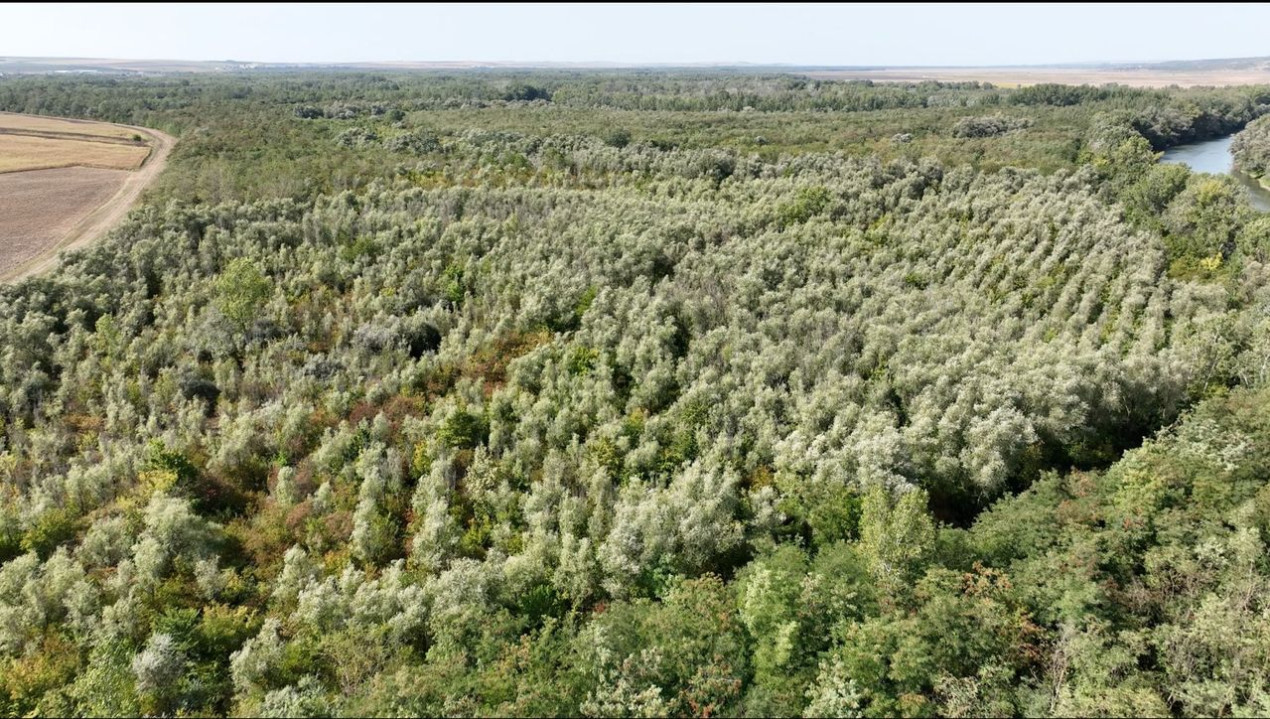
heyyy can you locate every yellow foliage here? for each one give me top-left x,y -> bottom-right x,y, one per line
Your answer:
139,468 -> 178,495
2,635 -> 79,711
1195,178 -> 1229,206
411,441 -> 432,477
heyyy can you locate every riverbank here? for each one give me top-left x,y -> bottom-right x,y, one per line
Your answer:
1160,134 -> 1270,212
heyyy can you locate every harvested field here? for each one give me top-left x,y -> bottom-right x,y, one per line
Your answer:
0,113 -> 174,281
0,167 -> 129,277
0,133 -> 151,173
0,111 -> 143,140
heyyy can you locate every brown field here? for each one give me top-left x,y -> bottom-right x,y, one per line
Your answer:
804,66 -> 1270,88
0,111 -> 154,173
0,111 -> 143,140
0,133 -> 151,173
0,113 -> 174,281
0,167 -> 129,277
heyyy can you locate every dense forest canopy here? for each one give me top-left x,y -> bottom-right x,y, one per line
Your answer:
1,71 -> 1270,717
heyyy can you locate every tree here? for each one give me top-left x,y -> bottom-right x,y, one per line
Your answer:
1232,115 -> 1270,178
215,258 -> 271,336
858,486 -> 936,600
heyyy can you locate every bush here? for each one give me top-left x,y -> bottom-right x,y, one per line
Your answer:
951,114 -> 1032,138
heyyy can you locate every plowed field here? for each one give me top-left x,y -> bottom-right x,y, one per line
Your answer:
0,114 -> 173,281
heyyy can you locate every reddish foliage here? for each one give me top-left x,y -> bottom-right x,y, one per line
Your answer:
323,510 -> 354,543
285,500 -> 314,534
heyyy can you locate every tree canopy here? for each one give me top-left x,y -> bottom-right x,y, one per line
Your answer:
1,69 -> 1269,717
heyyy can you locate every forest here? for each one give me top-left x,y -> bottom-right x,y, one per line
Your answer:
0,71 -> 1269,717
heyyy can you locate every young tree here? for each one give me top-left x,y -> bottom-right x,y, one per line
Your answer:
215,258 -> 271,336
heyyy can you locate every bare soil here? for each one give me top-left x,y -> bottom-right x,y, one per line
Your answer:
0,167 -> 128,276
0,118 -> 174,281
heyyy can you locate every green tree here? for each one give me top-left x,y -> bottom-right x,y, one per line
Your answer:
858,487 -> 936,602
215,258 -> 271,335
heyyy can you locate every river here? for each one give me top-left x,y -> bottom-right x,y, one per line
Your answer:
1160,134 -> 1270,212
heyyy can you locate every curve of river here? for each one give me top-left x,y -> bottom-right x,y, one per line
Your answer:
1160,135 -> 1270,212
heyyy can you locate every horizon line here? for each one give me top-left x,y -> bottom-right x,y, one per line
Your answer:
3,54 -> 1270,72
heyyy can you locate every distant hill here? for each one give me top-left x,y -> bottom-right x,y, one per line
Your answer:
1120,55 -> 1270,72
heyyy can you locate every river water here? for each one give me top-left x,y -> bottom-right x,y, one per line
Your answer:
1160,135 -> 1270,212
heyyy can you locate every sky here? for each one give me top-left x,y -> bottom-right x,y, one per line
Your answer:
2,3 -> 1269,67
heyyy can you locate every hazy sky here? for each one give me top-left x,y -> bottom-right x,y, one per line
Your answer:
3,3 -> 1269,66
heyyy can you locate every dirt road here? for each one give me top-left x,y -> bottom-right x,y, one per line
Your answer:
2,119 -> 175,282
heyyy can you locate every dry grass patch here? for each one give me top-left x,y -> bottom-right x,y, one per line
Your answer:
0,134 -> 150,173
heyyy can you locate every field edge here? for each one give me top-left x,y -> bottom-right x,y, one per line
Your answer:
0,117 -> 174,283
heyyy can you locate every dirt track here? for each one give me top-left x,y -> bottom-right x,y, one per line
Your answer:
1,119 -> 174,282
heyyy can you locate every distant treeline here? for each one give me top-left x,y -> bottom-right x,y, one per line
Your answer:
0,72 -> 1267,136
0,72 -> 1266,209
